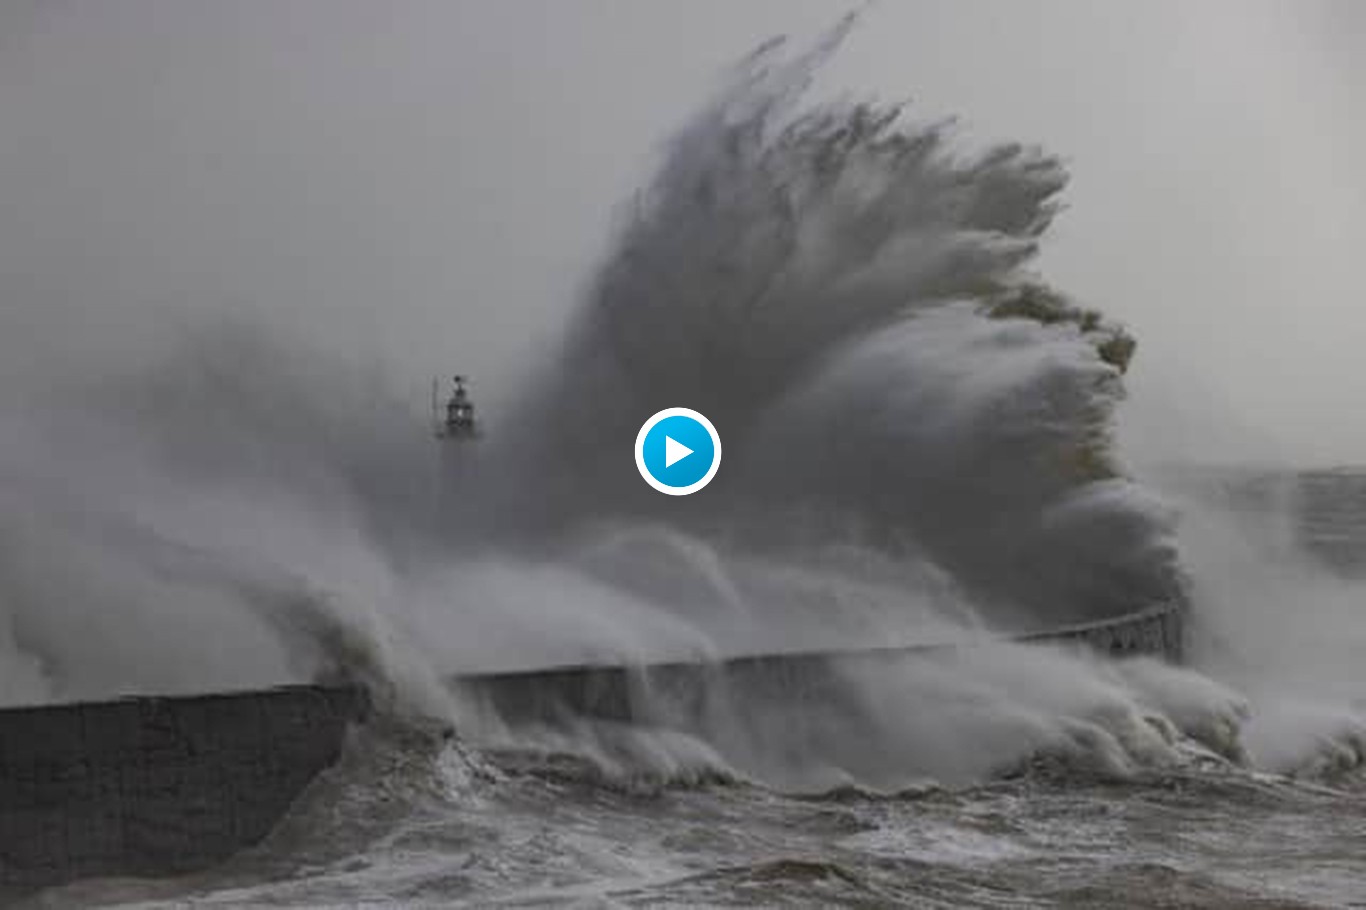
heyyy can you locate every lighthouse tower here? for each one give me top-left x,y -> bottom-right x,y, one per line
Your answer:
433,375 -> 479,440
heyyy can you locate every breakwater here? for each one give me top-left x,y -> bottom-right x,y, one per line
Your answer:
457,601 -> 1184,726
0,686 -> 364,901
0,601 -> 1183,898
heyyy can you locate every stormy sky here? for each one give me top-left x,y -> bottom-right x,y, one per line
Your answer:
1,1 -> 1361,465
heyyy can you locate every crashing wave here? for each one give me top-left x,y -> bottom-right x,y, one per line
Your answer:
486,18 -> 1179,628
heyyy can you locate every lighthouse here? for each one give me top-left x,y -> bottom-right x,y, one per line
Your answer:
433,375 -> 479,440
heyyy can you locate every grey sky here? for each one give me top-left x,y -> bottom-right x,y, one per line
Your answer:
1,1 -> 1361,464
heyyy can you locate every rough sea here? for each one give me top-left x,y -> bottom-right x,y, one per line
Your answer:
6,19 -> 1365,909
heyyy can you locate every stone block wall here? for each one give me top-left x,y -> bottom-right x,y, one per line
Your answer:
0,685 -> 364,898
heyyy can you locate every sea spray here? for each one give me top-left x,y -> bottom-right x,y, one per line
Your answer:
487,19 -> 1180,630
1149,467 -> 1366,783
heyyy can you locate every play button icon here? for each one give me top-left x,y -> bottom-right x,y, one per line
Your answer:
664,436 -> 693,468
635,407 -> 722,495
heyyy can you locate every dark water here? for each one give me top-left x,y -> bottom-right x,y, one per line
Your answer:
32,728 -> 1366,908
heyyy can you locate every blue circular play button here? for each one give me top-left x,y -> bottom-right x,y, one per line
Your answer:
635,408 -> 722,496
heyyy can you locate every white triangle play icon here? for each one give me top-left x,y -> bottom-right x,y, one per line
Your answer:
664,436 -> 693,468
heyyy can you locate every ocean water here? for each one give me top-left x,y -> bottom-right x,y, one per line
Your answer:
39,744 -> 1366,908
7,19 -> 1366,909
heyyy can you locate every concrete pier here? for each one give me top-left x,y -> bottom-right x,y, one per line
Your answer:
0,601 -> 1183,898
457,602 -> 1185,725
0,686 -> 364,900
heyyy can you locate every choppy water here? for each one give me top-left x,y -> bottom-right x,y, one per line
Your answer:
30,693 -> 1366,908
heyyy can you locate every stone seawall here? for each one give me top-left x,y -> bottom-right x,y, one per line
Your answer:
1021,601 -> 1183,659
0,686 -> 364,900
458,601 -> 1186,726
0,602 -> 1182,897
